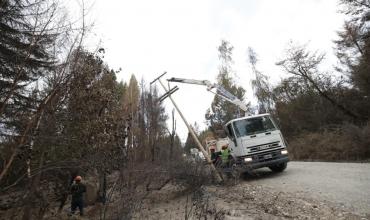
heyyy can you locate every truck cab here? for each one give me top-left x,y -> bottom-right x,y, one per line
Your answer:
224,113 -> 289,172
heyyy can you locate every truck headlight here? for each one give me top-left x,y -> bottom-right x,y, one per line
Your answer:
244,157 -> 252,162
281,150 -> 288,155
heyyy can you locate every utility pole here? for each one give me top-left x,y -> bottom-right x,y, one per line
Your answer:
151,72 -> 223,183
169,109 -> 175,159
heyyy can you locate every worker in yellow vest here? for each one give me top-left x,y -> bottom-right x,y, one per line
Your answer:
220,144 -> 231,167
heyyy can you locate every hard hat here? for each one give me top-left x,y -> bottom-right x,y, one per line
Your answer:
75,176 -> 82,181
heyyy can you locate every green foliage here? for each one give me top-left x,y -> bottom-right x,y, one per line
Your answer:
273,76 -> 357,137
351,40 -> 370,96
277,43 -> 363,122
116,81 -> 127,106
136,84 -> 169,162
184,122 -> 199,154
272,1 -> 370,160
0,1 -> 189,217
336,0 -> 370,97
0,0 -> 58,132
0,45 -> 177,191
7,49 -> 124,194
0,0 -> 68,188
288,123 -> 370,161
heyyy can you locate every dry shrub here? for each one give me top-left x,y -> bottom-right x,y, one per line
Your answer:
98,158 -> 213,220
288,123 -> 370,161
0,157 -> 214,220
168,158 -> 213,190
184,186 -> 226,220
100,162 -> 172,220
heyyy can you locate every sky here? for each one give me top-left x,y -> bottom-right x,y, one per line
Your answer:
67,0 -> 346,142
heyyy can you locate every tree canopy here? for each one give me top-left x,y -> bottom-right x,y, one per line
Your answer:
206,40 -> 249,134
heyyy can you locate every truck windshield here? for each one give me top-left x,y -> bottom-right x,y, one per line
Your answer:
233,116 -> 276,137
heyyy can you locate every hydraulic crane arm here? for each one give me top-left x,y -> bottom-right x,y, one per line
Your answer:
167,77 -> 249,112
167,78 -> 213,87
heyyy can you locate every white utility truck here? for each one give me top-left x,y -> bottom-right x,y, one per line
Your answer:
168,77 -> 289,173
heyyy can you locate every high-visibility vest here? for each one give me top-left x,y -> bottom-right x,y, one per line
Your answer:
221,149 -> 230,163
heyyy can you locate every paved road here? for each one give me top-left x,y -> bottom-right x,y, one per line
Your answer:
245,161 -> 370,215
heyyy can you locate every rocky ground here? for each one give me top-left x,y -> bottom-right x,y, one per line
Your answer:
136,180 -> 369,220
247,162 -> 370,216
135,161 -> 370,220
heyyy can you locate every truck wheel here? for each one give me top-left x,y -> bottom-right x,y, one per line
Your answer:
230,163 -> 241,180
269,162 -> 287,172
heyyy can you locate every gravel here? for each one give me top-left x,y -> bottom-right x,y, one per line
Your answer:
136,161 -> 370,219
246,161 -> 370,216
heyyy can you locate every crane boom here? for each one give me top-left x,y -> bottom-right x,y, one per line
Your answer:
167,77 -> 249,112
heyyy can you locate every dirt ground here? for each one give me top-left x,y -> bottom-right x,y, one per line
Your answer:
3,181 -> 367,220
2,162 -> 370,219
247,162 -> 370,216
137,181 -> 369,220
135,161 -> 370,220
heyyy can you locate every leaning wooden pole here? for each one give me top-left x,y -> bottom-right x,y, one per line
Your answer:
154,73 -> 223,183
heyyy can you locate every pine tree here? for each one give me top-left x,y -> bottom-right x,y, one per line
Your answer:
0,0 -> 57,121
184,122 -> 199,154
335,0 -> 370,96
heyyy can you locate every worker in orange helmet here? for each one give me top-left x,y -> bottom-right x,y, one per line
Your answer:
70,175 -> 86,216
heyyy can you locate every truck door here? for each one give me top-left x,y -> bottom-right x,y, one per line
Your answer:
226,123 -> 240,155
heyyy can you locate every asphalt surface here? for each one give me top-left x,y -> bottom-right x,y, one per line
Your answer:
244,161 -> 370,215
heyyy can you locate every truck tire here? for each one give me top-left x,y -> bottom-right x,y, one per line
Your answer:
269,162 -> 287,172
230,163 -> 241,179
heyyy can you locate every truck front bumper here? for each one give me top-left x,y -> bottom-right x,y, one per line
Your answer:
237,152 -> 289,172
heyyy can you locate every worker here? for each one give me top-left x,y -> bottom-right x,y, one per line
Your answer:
210,145 -> 217,162
221,144 -> 231,167
70,175 -> 86,216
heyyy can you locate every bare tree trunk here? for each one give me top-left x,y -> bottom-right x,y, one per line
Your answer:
22,151 -> 46,220
0,149 -> 17,183
0,85 -> 59,183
